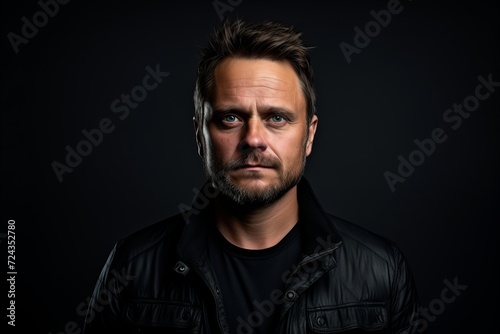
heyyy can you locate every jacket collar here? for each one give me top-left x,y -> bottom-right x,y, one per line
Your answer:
176,177 -> 343,266
296,177 -> 342,255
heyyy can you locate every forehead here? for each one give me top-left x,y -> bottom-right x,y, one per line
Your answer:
211,57 -> 305,111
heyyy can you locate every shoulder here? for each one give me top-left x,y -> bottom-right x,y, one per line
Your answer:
327,214 -> 404,266
109,213 -> 185,265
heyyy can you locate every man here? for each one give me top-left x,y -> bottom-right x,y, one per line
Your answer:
84,19 -> 420,333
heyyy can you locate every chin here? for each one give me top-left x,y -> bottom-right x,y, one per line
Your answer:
232,174 -> 276,188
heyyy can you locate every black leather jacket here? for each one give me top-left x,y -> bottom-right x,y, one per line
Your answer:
84,178 -> 420,333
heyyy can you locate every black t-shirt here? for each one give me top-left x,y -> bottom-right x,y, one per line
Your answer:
207,222 -> 302,334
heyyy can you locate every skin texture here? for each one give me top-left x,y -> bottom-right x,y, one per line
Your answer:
195,57 -> 318,249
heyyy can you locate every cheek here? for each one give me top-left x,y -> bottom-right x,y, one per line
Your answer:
208,130 -> 239,160
273,132 -> 307,164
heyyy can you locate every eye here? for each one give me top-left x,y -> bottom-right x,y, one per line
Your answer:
222,115 -> 238,123
269,115 -> 285,123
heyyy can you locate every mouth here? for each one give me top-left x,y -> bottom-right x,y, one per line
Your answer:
226,156 -> 279,172
237,165 -> 273,170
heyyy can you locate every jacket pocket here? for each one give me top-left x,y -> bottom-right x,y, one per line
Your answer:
123,300 -> 202,332
307,302 -> 388,333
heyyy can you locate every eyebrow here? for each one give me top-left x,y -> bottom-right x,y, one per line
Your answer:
212,106 -> 297,119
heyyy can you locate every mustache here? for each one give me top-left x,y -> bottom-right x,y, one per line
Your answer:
223,153 -> 281,171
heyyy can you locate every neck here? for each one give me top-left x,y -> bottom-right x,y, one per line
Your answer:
214,186 -> 299,250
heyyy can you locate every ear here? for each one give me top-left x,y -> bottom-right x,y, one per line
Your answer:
193,116 -> 204,158
306,115 -> 318,157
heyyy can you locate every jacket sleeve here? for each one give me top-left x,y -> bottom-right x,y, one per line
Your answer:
83,243 -> 133,333
389,244 -> 425,334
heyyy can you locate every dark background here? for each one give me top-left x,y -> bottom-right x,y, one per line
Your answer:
1,0 -> 498,333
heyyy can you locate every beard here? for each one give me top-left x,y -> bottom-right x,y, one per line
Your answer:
204,147 -> 307,209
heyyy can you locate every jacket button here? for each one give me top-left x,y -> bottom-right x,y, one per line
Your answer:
285,290 -> 296,301
174,261 -> 190,275
316,316 -> 326,326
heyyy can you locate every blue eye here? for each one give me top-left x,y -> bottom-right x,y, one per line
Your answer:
270,115 -> 284,122
223,115 -> 238,122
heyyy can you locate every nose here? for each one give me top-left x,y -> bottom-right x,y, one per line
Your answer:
239,118 -> 268,155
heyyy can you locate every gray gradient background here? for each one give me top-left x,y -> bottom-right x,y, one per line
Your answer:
1,0 -> 499,333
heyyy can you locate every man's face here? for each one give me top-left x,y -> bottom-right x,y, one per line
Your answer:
197,57 -> 318,207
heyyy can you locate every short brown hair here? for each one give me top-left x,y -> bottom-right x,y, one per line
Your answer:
194,19 -> 316,123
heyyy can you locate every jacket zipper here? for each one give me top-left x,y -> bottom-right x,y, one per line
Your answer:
192,266 -> 226,333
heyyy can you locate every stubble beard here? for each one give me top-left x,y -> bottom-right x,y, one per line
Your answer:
204,148 -> 307,210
